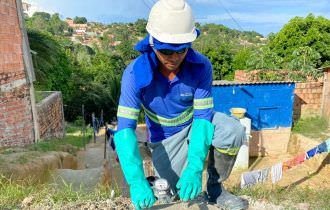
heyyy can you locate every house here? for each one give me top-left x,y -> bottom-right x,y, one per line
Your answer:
0,0 -> 65,148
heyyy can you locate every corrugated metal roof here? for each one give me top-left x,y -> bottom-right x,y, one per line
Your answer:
212,80 -> 295,86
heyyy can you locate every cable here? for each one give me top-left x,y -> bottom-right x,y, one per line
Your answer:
148,0 -> 157,5
141,0 -> 152,10
215,0 -> 245,31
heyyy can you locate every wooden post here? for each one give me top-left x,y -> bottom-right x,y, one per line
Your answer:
82,104 -> 86,150
321,67 -> 330,120
104,125 -> 107,160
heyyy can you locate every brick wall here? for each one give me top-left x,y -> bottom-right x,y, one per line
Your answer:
234,70 -> 258,82
0,0 -> 35,147
294,82 -> 323,120
36,92 -> 65,140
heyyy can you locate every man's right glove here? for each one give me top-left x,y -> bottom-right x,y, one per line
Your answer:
114,128 -> 156,209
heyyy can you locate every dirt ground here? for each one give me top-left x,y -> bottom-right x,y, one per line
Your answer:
225,133 -> 330,190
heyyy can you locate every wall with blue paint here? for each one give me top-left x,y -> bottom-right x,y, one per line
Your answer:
212,83 -> 295,130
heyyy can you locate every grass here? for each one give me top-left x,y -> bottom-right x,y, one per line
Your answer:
232,185 -> 330,209
292,116 -> 329,139
0,175 -> 114,209
28,136 -> 85,153
0,176 -> 37,209
14,152 -> 41,164
26,124 -> 93,154
0,123 -> 117,209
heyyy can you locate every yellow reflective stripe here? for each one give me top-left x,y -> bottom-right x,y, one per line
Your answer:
215,147 -> 240,156
194,97 -> 214,109
141,104 -> 193,126
117,106 -> 140,120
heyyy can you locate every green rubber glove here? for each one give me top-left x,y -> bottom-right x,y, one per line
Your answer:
176,119 -> 214,201
114,128 -> 156,209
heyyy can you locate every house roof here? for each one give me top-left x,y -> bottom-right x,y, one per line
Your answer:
213,80 -> 295,86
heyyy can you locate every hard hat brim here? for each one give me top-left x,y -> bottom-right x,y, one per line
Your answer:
147,27 -> 198,44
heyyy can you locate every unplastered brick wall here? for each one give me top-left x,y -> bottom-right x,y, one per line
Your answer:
0,85 -> 34,147
293,82 -> 323,120
234,70 -> 259,82
36,92 -> 65,140
0,0 -> 34,147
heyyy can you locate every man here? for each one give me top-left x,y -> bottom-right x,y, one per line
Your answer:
114,0 -> 249,209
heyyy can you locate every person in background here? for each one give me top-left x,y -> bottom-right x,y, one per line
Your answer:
106,122 -> 118,162
113,0 -> 248,209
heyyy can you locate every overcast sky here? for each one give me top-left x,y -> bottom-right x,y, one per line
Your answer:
25,0 -> 330,36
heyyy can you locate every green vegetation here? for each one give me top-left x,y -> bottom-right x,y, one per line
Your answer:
0,124 -> 92,157
0,175 -> 112,209
15,152 -> 40,164
24,12 -> 330,122
73,16 -> 87,24
28,136 -> 84,153
292,116 -> 329,139
233,185 -> 330,209
269,14 -> 330,68
25,12 -> 70,36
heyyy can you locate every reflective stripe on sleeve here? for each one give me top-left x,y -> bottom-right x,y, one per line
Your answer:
194,97 -> 214,110
117,106 -> 140,120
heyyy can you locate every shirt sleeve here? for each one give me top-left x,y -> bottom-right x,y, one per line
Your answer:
193,59 -> 214,122
117,64 -> 141,131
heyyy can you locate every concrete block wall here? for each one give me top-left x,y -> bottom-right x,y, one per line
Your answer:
0,0 -> 34,147
36,91 -> 65,140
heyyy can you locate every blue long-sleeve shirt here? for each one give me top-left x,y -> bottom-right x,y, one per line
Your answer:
117,48 -> 214,142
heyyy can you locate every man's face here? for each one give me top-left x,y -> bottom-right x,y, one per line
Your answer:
154,48 -> 188,71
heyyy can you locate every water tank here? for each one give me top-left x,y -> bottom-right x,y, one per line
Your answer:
231,110 -> 251,170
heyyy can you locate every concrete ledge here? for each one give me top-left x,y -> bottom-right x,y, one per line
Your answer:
249,128 -> 291,156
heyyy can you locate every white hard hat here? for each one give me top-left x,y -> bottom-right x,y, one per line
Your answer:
146,0 -> 197,44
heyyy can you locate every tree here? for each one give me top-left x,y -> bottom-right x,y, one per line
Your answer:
135,19 -> 147,36
289,46 -> 321,79
73,16 -> 87,24
269,14 -> 330,67
202,44 -> 234,80
25,12 -> 50,32
25,12 -> 68,35
32,12 -> 50,21
49,13 -> 68,35
232,48 -> 253,70
27,29 -> 74,101
116,31 -> 139,62
247,46 -> 283,70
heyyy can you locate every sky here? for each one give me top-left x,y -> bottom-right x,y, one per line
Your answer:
25,0 -> 330,36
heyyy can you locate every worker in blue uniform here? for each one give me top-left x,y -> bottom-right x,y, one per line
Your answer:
113,0 -> 249,209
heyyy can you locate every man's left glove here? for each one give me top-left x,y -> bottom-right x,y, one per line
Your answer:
114,128 -> 156,209
176,119 -> 214,201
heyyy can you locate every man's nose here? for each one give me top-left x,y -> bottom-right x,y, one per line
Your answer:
168,53 -> 181,61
